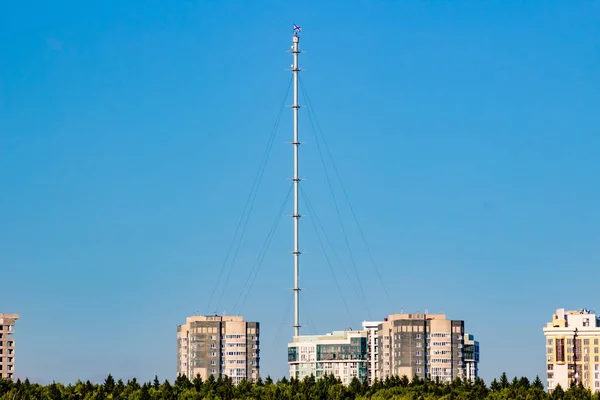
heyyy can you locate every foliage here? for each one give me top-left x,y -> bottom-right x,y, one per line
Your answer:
1,373 -> 599,400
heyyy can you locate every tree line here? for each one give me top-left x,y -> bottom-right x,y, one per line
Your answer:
0,372 -> 597,399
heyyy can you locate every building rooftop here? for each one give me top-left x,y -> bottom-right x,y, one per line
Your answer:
290,329 -> 366,343
0,314 -> 19,324
544,308 -> 600,330
184,315 -> 245,324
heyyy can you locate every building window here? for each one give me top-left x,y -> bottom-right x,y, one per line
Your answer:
547,339 -> 553,345
556,339 -> 565,363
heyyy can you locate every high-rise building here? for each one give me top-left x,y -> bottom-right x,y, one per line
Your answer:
376,312 -> 478,383
177,315 -> 259,384
288,329 -> 368,384
464,334 -> 480,381
0,313 -> 19,380
362,320 -> 384,384
543,308 -> 600,393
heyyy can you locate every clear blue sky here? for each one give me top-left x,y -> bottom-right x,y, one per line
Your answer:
1,0 -> 598,385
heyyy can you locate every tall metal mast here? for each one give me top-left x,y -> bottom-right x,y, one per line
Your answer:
291,25 -> 302,337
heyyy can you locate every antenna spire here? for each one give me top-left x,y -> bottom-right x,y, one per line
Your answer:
291,24 -> 302,337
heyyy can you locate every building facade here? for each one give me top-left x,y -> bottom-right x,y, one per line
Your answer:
543,308 -> 600,393
288,330 -> 368,385
0,313 -> 19,380
362,320 -> 384,384
177,315 -> 259,384
376,312 -> 477,383
464,334 -> 480,381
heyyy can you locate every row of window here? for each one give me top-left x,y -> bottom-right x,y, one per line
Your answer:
547,346 -> 600,354
548,338 -> 600,346
547,355 -> 600,363
548,363 -> 600,372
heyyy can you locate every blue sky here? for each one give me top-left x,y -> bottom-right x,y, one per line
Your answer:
1,0 -> 599,385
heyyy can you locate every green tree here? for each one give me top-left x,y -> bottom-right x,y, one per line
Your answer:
532,376 -> 544,390
103,374 -> 115,395
499,372 -> 509,389
192,374 -> 203,392
551,384 -> 565,399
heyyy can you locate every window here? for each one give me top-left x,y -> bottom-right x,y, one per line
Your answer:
584,339 -> 590,345
556,339 -> 565,363
547,339 -> 553,345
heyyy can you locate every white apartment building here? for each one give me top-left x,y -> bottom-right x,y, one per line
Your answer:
543,308 -> 600,393
288,329 -> 368,385
362,320 -> 384,384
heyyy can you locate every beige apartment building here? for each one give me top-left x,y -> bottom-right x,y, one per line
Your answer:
376,312 -> 478,383
0,313 -> 19,380
543,308 -> 600,393
177,315 -> 259,384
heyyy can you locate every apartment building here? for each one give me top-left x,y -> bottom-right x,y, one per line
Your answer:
362,320 -> 384,384
464,334 -> 480,381
288,329 -> 368,385
543,308 -> 600,393
177,315 -> 259,384
0,313 -> 19,380
376,312 -> 478,383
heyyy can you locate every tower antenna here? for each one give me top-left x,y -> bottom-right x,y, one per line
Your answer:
291,23 -> 302,337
